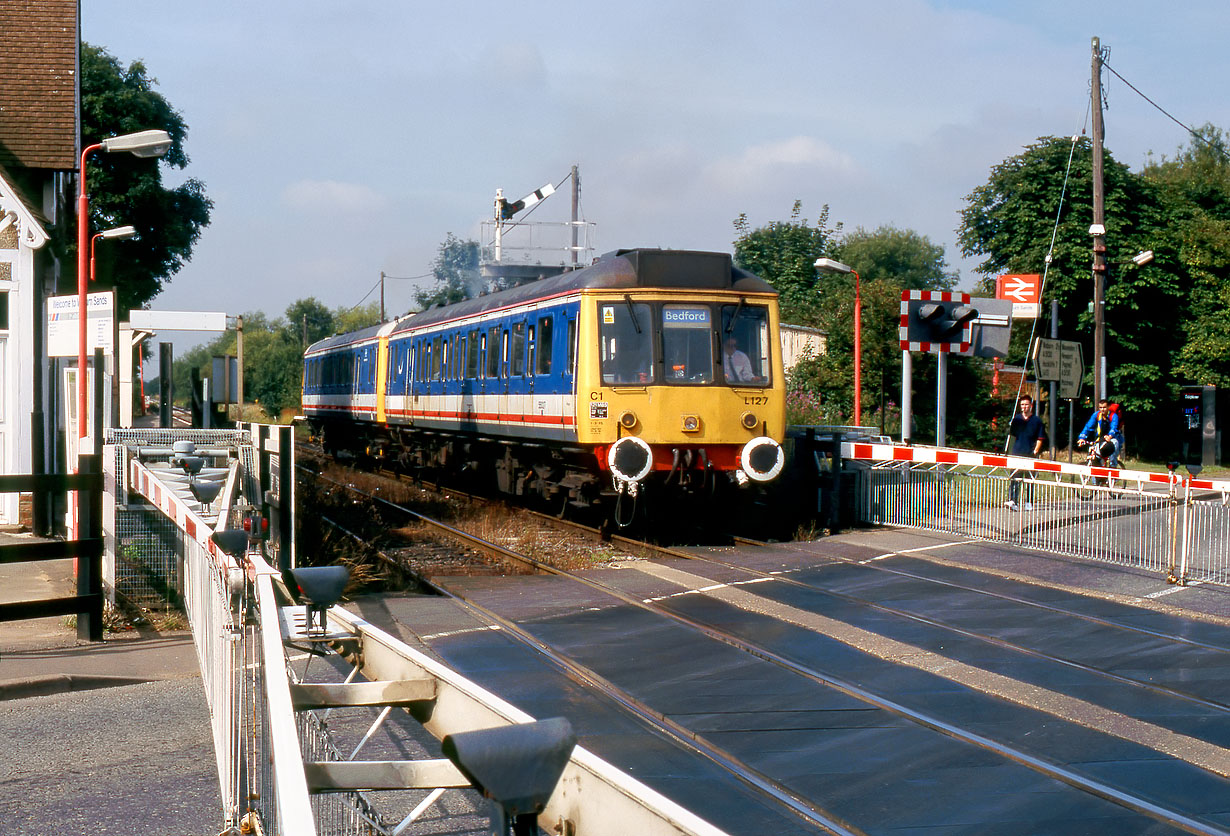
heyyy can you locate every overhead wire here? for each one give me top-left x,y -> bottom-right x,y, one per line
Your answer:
1002,101 -> 1091,452
1103,60 -> 1230,163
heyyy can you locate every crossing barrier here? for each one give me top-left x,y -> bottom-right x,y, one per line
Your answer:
841,441 -> 1230,586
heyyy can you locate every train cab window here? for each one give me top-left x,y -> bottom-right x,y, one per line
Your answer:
467,330 -> 480,378
662,305 -> 714,385
600,301 -> 654,385
511,321 -> 526,376
536,316 -> 553,375
719,304 -> 770,387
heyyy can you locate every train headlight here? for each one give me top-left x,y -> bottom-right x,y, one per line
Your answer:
681,414 -> 701,433
619,410 -> 638,430
608,436 -> 654,484
740,411 -> 758,430
739,436 -> 784,483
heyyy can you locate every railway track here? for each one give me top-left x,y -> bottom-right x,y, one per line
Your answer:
299,461 -> 1230,834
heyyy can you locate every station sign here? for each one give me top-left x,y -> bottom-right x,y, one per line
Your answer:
47,292 -> 114,357
996,274 -> 1041,319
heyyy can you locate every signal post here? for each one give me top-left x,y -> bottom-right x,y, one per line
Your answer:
900,291 -> 978,447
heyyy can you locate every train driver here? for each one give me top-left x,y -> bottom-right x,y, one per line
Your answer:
723,336 -> 756,383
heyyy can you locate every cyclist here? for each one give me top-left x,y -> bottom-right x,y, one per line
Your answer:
1077,398 -> 1123,467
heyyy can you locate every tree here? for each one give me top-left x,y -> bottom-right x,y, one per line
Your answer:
414,234 -> 482,310
1144,125 -> 1230,387
733,201 -> 842,326
831,225 -> 958,291
79,43 -> 212,313
333,302 -> 382,335
958,136 -> 1183,452
284,297 -> 337,349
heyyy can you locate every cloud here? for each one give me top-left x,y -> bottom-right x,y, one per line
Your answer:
703,137 -> 860,194
280,179 -> 389,214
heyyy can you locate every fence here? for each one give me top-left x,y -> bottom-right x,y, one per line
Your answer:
0,454 -> 104,640
847,443 -> 1230,586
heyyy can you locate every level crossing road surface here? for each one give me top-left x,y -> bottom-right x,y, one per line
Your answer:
346,527 -> 1230,835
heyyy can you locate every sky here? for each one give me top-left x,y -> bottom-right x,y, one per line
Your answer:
81,1 -> 1230,354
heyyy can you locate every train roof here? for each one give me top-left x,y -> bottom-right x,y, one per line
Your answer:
306,249 -> 774,353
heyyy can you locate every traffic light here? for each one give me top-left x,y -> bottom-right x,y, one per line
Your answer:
900,291 -> 978,352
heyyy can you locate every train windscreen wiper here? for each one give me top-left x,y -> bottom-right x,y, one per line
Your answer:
623,295 -> 641,334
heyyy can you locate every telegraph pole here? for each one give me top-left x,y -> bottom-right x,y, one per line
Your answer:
1091,35 -> 1107,405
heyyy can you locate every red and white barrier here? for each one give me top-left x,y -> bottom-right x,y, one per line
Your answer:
840,441 -> 1230,493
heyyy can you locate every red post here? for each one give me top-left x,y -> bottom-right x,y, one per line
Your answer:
77,143 -> 102,445
853,270 -> 862,427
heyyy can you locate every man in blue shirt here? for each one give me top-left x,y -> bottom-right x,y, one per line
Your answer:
1005,394 -> 1047,511
1077,399 -> 1123,467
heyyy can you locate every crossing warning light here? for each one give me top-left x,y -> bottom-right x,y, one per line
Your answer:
900,291 -> 978,353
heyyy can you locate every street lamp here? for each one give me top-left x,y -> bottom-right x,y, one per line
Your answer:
90,225 -> 137,282
1093,243 -> 1154,403
815,257 -> 862,426
77,130 -> 172,447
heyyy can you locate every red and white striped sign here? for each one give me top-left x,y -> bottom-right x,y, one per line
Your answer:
899,290 -> 972,354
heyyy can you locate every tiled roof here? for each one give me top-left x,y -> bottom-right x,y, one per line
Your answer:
0,0 -> 78,171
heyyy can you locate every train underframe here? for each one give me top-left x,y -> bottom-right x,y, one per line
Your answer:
309,418 -> 753,532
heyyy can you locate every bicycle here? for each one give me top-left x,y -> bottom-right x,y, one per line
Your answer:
1076,435 -> 1118,501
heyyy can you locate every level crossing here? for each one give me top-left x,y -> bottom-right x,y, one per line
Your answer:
107,425 -> 1230,834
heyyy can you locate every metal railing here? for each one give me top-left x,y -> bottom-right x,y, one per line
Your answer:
850,448 -> 1230,586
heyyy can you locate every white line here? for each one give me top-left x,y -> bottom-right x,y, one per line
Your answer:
1145,581 -> 1204,599
630,560 -> 1230,777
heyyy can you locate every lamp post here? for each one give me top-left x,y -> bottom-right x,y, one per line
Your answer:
77,130 -> 172,448
1093,246 -> 1153,402
90,225 -> 137,282
815,257 -> 862,426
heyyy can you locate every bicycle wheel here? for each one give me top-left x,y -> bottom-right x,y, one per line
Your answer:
1077,473 -> 1094,502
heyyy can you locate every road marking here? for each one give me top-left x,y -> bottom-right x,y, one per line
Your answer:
631,561 -> 1230,777
1146,581 -> 1204,599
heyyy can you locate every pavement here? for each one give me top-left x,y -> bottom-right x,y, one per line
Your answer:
0,535 -> 202,700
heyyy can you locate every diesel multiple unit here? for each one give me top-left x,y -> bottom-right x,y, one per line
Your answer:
302,249 -> 786,524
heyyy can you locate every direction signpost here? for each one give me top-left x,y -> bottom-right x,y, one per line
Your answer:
1057,341 -> 1084,401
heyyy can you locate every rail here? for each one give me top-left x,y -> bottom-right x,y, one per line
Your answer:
131,426 -> 734,834
841,441 -> 1230,586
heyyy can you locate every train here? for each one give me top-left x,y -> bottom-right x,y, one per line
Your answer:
301,248 -> 787,527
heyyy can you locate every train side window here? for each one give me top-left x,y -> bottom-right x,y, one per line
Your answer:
486,326 -> 500,378
719,304 -> 770,387
536,316 -> 553,375
432,336 -> 443,380
467,330 -> 480,378
600,301 -> 654,385
511,321 -> 526,376
501,330 -> 510,378
566,317 -> 576,377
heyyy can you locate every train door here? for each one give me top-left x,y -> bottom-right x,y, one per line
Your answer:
462,329 -> 480,430
510,320 -> 527,423
497,325 -> 511,423
430,335 -> 443,403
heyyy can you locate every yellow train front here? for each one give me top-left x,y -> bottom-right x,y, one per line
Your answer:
573,250 -> 786,524
303,248 -> 786,528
